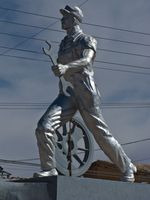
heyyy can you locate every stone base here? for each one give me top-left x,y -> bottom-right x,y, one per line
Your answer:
0,176 -> 150,200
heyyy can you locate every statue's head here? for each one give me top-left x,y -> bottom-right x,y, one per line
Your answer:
60,5 -> 83,30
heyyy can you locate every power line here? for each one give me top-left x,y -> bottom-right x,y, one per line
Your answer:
94,66 -> 150,75
0,33 -> 149,71
133,158 -> 150,163
84,22 -> 150,36
94,60 -> 150,70
0,31 -> 45,42
1,44 -> 150,59
1,20 -> 150,47
0,102 -> 149,105
0,19 -> 64,33
0,6 -> 60,20
0,0 -> 88,57
0,102 -> 150,109
121,138 -> 150,146
98,48 -> 150,59
0,159 -> 40,167
0,138 -> 149,167
1,53 -> 150,76
1,44 -> 150,70
94,35 -> 150,47
94,138 -> 150,152
0,19 -> 60,56
79,0 -> 89,7
0,6 -> 150,36
0,107 -> 149,110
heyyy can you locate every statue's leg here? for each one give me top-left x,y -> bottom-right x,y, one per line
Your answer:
78,94 -> 131,173
35,93 -> 77,173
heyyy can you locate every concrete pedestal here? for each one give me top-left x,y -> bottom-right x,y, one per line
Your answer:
0,176 -> 150,200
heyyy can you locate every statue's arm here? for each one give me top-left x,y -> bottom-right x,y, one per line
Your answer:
51,48 -> 95,77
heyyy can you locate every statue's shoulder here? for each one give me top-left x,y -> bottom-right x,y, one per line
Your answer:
79,33 -> 97,52
60,36 -> 67,46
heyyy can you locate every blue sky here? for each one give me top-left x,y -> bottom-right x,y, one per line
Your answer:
0,0 -> 150,177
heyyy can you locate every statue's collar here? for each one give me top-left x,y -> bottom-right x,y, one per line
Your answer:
67,29 -> 83,41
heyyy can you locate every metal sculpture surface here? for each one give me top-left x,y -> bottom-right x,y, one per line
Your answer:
33,5 -> 137,182
43,40 -> 73,97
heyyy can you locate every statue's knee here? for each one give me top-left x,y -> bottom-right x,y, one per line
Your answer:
36,117 -> 54,133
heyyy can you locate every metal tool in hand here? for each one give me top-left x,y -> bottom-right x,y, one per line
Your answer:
43,40 -> 73,97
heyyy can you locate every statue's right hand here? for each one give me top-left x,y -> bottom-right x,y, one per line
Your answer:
51,64 -> 68,77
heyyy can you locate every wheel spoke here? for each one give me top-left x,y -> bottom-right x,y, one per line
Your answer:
56,130 -> 63,141
72,126 -> 84,141
70,122 -> 76,134
62,124 -> 68,136
73,154 -> 85,167
78,147 -> 89,152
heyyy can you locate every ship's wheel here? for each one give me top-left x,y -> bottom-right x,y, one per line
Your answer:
55,116 -> 94,177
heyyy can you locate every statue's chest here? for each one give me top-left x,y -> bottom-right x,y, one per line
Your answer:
57,40 -> 82,64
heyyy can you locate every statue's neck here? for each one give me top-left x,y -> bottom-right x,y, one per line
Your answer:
66,25 -> 81,38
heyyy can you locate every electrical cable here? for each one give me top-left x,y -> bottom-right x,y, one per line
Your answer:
0,0 -> 88,57
0,19 -> 64,33
98,48 -> 150,58
133,158 -> 150,163
1,54 -> 150,75
0,6 -> 150,36
1,20 -> 150,46
94,138 -> 150,152
94,66 -> 150,75
2,51 -> 150,70
0,159 -> 40,167
0,19 -> 60,56
0,138 -> 149,167
0,102 -> 149,105
1,44 -> 150,58
79,0 -> 89,7
94,60 -> 150,70
0,6 -> 60,20
0,104 -> 150,109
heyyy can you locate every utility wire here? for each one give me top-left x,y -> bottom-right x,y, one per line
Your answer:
133,158 -> 150,163
94,60 -> 150,70
0,0 -> 88,57
0,6 -> 150,36
0,102 -> 150,106
0,19 -> 60,56
0,19 -> 64,33
79,0 -> 89,7
0,159 -> 40,167
1,53 -> 150,75
0,34 -> 149,71
98,48 -> 150,58
2,51 -> 150,70
0,102 -> 150,109
94,138 -> 150,152
1,44 -> 150,59
94,35 -> 150,47
94,66 -> 150,76
1,20 -> 150,47
0,138 -> 150,167
0,45 -> 43,55
0,6 -> 60,20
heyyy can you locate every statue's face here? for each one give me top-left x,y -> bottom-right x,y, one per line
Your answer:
61,14 -> 74,30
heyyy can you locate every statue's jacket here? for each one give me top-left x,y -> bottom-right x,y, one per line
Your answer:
57,30 -> 101,106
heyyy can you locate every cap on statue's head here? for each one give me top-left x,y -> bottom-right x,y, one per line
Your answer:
60,5 -> 83,23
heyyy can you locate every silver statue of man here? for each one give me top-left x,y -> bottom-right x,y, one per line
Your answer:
34,5 -> 137,182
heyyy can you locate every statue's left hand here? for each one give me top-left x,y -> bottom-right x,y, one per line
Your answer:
51,64 -> 68,77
